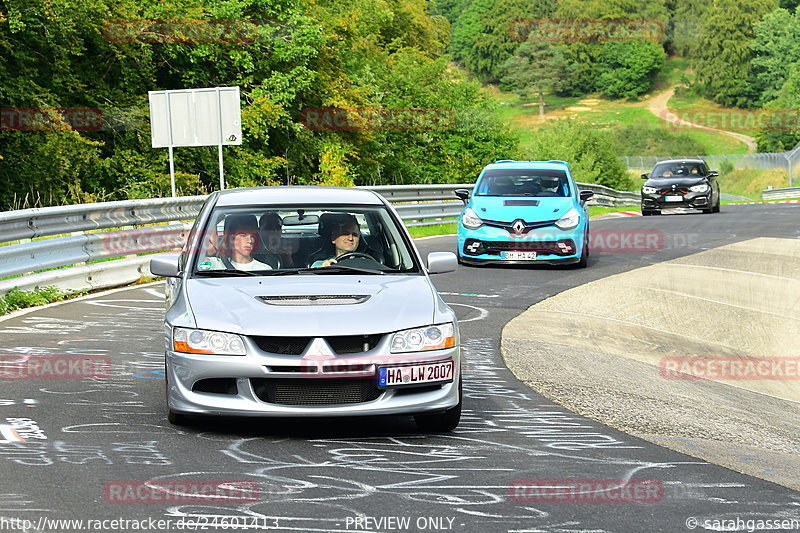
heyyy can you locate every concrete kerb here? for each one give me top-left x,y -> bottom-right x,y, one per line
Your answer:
501,237 -> 800,490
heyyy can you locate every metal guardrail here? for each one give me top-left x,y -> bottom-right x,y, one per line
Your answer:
0,183 -> 639,297
762,187 -> 800,200
621,141 -> 800,187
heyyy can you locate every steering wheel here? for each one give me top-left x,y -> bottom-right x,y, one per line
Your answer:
335,252 -> 375,262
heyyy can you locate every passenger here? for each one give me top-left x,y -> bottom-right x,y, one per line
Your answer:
310,216 -> 361,268
205,215 -> 272,271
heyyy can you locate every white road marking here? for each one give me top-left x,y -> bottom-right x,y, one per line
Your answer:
664,262 -> 800,282
447,303 -> 488,323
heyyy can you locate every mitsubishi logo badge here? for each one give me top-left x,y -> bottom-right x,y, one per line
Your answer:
302,338 -> 335,360
512,220 -> 526,234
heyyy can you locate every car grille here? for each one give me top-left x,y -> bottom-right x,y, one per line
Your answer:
251,378 -> 382,405
659,187 -> 688,195
464,238 -> 576,256
253,336 -> 310,355
253,335 -> 383,356
482,218 -> 558,235
326,334 -> 382,354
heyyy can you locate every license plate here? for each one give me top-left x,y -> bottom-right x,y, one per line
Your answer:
501,251 -> 537,260
665,195 -> 683,202
378,361 -> 454,388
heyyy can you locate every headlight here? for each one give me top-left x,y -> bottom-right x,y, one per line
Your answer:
461,208 -> 483,229
555,207 -> 580,230
173,327 -> 246,355
390,323 -> 455,353
642,186 -> 658,194
690,183 -> 709,193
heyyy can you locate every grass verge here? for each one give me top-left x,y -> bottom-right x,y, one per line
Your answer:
0,286 -> 87,317
408,223 -> 457,238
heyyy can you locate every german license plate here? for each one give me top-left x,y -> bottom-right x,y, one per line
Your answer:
378,361 -> 454,388
665,195 -> 683,202
501,251 -> 537,260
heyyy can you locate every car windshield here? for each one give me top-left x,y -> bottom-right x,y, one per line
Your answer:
473,169 -> 571,197
651,162 -> 705,178
190,204 -> 419,275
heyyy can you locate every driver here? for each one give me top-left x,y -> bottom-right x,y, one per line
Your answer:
310,217 -> 361,268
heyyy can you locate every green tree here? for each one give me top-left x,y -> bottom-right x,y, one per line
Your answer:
664,0 -> 712,57
522,119 -> 630,190
451,0 -> 554,81
500,42 -> 566,115
692,0 -> 778,107
747,8 -> 800,106
598,41 -> 665,98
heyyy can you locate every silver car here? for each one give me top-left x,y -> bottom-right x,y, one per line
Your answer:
150,186 -> 462,431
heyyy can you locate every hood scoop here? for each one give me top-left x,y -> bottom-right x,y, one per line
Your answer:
504,200 -> 539,206
257,295 -> 371,306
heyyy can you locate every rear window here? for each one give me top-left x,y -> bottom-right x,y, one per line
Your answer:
474,169 -> 571,197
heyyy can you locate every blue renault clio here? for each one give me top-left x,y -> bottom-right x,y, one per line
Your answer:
455,160 -> 593,267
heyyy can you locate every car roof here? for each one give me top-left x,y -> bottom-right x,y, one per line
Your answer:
654,159 -> 706,165
483,160 -> 570,171
213,186 -> 385,207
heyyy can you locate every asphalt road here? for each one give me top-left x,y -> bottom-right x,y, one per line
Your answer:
0,203 -> 798,533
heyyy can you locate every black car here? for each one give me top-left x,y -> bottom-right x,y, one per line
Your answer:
640,159 -> 720,215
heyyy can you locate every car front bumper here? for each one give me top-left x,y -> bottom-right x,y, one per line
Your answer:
457,224 -> 586,264
167,346 -> 461,418
642,192 -> 711,210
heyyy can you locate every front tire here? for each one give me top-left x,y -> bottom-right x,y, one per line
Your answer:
414,380 -> 461,432
575,232 -> 589,268
168,409 -> 190,426
642,209 -> 660,216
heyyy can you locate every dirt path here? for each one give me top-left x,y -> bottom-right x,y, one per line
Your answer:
647,87 -> 758,153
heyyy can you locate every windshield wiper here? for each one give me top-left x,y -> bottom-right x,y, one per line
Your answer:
193,269 -> 262,277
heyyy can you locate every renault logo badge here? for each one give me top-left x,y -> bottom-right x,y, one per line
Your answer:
512,220 -> 526,234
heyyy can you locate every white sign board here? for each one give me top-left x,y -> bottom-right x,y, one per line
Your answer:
149,87 -> 242,148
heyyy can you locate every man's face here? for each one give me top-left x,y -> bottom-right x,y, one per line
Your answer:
332,225 -> 360,254
233,231 -> 256,256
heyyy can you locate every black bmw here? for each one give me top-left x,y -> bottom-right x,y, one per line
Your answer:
640,159 -> 721,215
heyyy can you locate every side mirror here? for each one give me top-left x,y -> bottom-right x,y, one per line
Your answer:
150,254 -> 180,278
579,190 -> 594,203
707,171 -> 719,177
427,252 -> 457,274
641,173 -> 649,179
454,189 -> 470,204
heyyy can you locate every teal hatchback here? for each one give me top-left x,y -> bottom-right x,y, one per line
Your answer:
455,160 -> 593,267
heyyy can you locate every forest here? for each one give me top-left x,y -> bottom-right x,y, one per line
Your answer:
1,0 -> 799,208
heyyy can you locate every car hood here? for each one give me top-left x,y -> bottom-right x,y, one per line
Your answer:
184,275 -> 437,336
643,177 -> 707,189
470,196 -> 574,223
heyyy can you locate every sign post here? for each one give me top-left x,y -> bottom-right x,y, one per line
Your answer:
148,86 -> 242,196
